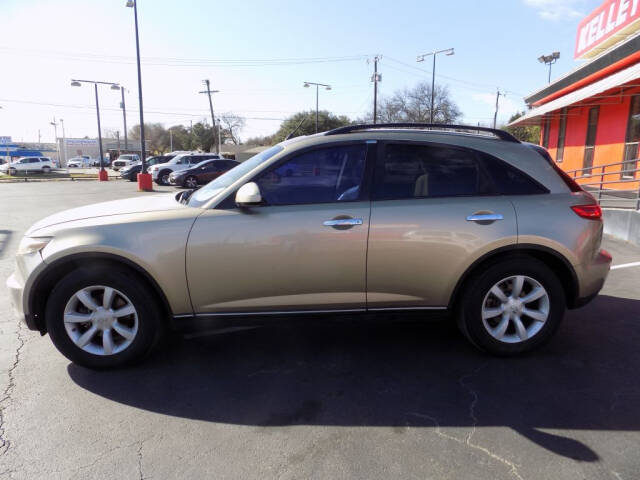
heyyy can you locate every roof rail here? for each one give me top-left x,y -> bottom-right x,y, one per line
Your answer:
324,123 -> 520,143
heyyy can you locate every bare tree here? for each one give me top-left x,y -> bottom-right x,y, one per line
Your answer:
220,113 -> 246,145
373,81 -> 462,124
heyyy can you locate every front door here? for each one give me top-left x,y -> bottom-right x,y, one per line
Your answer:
186,143 -> 371,314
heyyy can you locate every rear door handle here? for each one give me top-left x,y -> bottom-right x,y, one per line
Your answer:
466,213 -> 504,222
323,218 -> 363,227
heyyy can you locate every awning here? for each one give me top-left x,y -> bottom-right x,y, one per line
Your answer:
509,61 -> 640,126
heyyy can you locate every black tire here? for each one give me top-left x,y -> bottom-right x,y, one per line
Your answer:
185,176 -> 198,189
42,166 -> 51,174
45,265 -> 165,369
456,256 -> 565,356
8,168 -> 16,176
128,176 -> 136,182
156,170 -> 171,186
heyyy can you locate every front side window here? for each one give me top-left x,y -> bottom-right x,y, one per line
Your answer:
373,143 -> 488,200
255,144 -> 367,205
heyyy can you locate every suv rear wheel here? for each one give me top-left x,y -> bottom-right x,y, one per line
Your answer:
46,266 -> 164,369
42,166 -> 51,173
457,257 -> 565,355
156,170 -> 171,185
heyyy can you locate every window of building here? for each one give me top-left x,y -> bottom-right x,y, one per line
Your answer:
556,109 -> 568,162
542,117 -> 551,149
582,106 -> 599,176
622,95 -> 640,179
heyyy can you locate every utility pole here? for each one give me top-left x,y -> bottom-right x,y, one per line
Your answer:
60,119 -> 67,165
50,118 -> 60,164
199,79 -> 219,154
116,131 -> 121,153
371,56 -> 381,124
493,88 -> 505,129
38,129 -> 41,147
217,120 -> 221,154
120,86 -> 128,150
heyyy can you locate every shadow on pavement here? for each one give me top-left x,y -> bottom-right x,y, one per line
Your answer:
68,294 -> 640,462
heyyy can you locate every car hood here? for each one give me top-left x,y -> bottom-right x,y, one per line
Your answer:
27,193 -> 185,234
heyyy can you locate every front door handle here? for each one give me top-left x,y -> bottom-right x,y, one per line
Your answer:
466,213 -> 504,222
323,218 -> 363,228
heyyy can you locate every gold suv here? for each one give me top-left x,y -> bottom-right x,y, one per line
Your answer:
8,124 -> 612,368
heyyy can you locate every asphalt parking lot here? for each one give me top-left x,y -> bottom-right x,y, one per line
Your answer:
1,181 -> 640,480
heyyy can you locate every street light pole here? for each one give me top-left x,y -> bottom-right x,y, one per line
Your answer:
60,118 -> 67,166
126,0 -> 151,190
538,52 -> 560,83
50,118 -> 60,166
417,48 -> 454,123
303,81 -> 331,133
71,79 -> 120,181
120,86 -> 128,150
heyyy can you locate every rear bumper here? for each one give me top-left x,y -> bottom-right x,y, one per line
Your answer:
572,248 -> 612,308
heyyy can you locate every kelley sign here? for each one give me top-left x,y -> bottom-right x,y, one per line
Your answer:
575,0 -> 640,59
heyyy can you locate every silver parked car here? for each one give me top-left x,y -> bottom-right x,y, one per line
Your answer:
7,124 -> 612,369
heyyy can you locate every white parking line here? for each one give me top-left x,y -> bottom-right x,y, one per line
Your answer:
611,261 -> 640,270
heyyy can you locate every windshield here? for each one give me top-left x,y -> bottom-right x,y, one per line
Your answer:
187,145 -> 283,207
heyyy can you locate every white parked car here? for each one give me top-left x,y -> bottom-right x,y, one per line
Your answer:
0,157 -> 54,174
67,157 -> 93,168
111,154 -> 140,171
148,152 -> 222,185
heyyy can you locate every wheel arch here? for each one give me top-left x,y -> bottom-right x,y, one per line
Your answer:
29,252 -> 173,334
448,244 -> 579,312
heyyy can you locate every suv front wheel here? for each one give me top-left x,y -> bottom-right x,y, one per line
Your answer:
46,265 -> 164,369
457,257 -> 565,355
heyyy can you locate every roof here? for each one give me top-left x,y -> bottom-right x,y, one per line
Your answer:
510,60 -> 640,127
525,32 -> 640,105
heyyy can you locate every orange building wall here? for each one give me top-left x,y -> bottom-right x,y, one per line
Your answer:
540,94 -> 639,191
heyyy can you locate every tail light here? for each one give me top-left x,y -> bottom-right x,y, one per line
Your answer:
571,204 -> 602,219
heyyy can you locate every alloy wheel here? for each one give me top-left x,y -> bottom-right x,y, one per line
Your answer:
481,275 -> 550,343
63,285 -> 139,356
185,176 -> 198,188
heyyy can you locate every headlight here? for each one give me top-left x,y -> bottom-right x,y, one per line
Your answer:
17,236 -> 52,255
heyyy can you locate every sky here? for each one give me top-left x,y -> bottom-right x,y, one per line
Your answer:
0,0 -> 602,144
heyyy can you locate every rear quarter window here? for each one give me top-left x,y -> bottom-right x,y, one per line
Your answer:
479,153 -> 549,195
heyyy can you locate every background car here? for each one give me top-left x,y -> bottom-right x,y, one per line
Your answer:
119,155 -> 173,181
169,159 -> 239,188
111,154 -> 140,171
67,157 -> 93,168
148,152 -> 222,185
0,156 -> 54,174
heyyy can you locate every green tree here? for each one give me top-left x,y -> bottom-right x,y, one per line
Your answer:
503,112 -> 541,143
271,110 -> 351,143
128,123 -> 169,154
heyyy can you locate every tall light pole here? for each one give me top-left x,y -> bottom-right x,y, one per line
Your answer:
538,51 -> 560,83
303,82 -> 331,133
126,0 -> 151,191
120,86 -> 128,150
71,79 -> 121,181
60,118 -> 67,166
417,48 -> 454,123
50,118 -> 60,166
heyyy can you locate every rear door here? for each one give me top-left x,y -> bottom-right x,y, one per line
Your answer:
366,141 -> 518,310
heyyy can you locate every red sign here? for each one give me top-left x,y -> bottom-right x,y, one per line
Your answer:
575,0 -> 640,58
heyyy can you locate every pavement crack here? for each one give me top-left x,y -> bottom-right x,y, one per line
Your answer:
409,362 -> 524,480
0,321 -> 27,456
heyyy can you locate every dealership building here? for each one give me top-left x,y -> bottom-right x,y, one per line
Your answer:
511,0 -> 640,195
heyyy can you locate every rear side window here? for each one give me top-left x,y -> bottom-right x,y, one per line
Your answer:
373,143 -> 490,200
479,154 -> 549,195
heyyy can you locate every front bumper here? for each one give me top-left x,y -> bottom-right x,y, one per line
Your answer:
168,175 -> 184,186
6,249 -> 48,331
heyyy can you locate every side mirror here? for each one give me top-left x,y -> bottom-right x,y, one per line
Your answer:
235,182 -> 262,207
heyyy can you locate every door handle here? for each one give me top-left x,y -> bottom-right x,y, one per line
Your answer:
323,218 -> 363,227
466,213 -> 504,222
